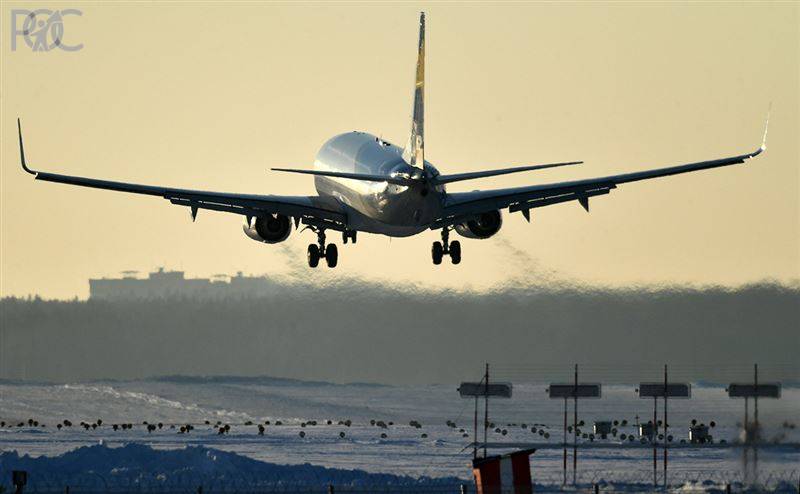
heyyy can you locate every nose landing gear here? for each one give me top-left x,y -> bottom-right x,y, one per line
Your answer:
432,228 -> 461,265
307,229 -> 338,268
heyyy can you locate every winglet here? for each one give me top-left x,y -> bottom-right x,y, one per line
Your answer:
760,104 -> 770,152
744,106 -> 770,160
17,118 -> 36,175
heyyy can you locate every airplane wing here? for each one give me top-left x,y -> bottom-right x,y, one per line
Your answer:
17,120 -> 346,227
434,126 -> 767,228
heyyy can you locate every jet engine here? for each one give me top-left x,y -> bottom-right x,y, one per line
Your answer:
243,214 -> 292,244
454,210 -> 502,239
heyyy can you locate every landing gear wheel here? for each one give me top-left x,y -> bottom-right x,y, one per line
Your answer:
307,244 -> 320,268
325,244 -> 338,268
432,241 -> 444,265
449,240 -> 461,265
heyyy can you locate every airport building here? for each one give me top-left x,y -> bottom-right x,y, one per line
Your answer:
89,268 -> 278,300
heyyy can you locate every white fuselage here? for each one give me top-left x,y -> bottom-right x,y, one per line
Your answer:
313,132 -> 445,236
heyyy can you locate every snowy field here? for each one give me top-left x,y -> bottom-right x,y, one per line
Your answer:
0,377 -> 798,490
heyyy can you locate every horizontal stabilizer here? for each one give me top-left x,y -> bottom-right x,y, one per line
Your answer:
432,161 -> 582,185
271,168 -> 417,186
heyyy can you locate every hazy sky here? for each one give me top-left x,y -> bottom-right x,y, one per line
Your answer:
1,3 -> 798,299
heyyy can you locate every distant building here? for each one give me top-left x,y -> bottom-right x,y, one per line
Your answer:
638,422 -> 655,441
593,421 -> 612,437
689,424 -> 711,444
89,268 -> 278,301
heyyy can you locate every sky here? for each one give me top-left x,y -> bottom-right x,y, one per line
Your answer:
1,3 -> 798,299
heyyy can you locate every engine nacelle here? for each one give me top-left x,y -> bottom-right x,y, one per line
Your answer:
243,214 -> 292,244
454,210 -> 502,239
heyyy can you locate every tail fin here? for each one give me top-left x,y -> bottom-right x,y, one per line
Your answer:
402,12 -> 426,169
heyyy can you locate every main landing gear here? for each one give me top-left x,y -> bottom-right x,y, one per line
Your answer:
432,228 -> 461,265
342,230 -> 357,244
307,229 -> 338,268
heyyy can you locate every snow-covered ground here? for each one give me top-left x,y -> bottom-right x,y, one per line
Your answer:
0,377 -> 798,490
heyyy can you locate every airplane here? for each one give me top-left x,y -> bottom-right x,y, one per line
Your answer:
18,12 -> 767,269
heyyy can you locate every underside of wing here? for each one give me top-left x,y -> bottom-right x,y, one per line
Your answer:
435,134 -> 766,229
35,169 -> 346,226
18,120 -> 346,229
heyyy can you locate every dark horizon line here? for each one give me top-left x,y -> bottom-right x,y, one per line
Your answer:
2,277 -> 799,303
